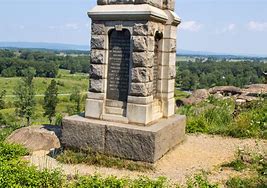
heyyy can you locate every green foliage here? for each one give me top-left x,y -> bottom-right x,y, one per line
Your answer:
0,158 -> 66,188
57,149 -> 154,172
43,79 -> 59,124
175,90 -> 190,100
14,68 -> 36,126
179,97 -> 267,139
0,141 -> 169,188
224,149 -> 267,188
186,173 -> 219,188
0,49 -> 89,79
70,87 -> 83,114
178,59 -> 267,90
0,125 -> 18,141
229,100 -> 267,139
0,90 -> 6,109
181,97 -> 235,134
55,113 -> 63,126
71,175 -> 168,188
1,66 -> 17,77
71,175 -> 127,188
221,150 -> 248,171
0,142 -> 28,162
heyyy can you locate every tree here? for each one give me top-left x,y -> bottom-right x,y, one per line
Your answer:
14,68 -> 36,127
0,90 -> 6,109
70,87 -> 82,114
43,79 -> 59,124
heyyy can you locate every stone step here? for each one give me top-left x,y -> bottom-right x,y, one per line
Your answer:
153,112 -> 163,121
102,114 -> 129,124
153,104 -> 161,113
106,100 -> 126,108
105,106 -> 125,116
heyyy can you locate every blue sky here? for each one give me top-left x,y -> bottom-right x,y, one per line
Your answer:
0,0 -> 267,55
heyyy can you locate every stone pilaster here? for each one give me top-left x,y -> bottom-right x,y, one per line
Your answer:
86,21 -> 107,119
158,10 -> 180,118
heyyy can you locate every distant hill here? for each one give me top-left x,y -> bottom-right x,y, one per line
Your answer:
0,42 -> 266,58
0,42 -> 89,51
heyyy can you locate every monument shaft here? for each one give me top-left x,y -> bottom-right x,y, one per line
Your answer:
86,0 -> 181,125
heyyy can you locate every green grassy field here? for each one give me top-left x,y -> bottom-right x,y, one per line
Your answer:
0,69 -> 88,125
177,56 -> 196,62
1,69 -> 88,96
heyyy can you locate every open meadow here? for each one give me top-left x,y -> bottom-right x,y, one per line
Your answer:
0,69 -> 88,125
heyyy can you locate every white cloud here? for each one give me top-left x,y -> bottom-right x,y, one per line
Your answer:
64,23 -> 79,30
48,23 -> 81,30
226,24 -> 236,32
217,23 -> 236,34
248,21 -> 267,31
179,21 -> 203,32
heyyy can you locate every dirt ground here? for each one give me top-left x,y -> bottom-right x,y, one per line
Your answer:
27,134 -> 267,186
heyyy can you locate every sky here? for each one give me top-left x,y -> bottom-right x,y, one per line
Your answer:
0,0 -> 267,56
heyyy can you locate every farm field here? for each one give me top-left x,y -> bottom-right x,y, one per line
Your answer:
0,69 -> 88,125
1,69 -> 88,96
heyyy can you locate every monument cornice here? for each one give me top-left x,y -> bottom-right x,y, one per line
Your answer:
88,4 -> 169,23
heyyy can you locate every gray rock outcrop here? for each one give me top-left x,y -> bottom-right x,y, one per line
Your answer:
6,126 -> 61,153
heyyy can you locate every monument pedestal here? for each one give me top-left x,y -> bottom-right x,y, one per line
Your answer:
62,115 -> 186,163
61,0 -> 185,163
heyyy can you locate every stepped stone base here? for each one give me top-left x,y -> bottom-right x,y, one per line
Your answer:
61,115 -> 186,163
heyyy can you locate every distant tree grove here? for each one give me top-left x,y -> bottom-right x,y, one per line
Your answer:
0,49 -> 89,78
177,59 -> 267,90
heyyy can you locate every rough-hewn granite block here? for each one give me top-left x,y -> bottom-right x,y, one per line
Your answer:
61,115 -> 186,163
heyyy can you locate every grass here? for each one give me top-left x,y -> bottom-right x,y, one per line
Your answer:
178,96 -> 267,139
0,95 -> 86,126
1,69 -> 88,95
0,69 -> 87,126
177,56 -> 196,62
222,149 -> 267,188
56,149 -> 155,172
175,89 -> 190,100
186,172 -> 219,188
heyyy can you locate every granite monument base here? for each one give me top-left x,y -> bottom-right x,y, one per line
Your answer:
61,115 -> 186,163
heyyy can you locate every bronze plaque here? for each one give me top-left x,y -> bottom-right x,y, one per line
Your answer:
107,29 -> 131,102
153,38 -> 159,95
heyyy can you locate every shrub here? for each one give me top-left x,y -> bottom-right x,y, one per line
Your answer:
0,142 -> 66,188
228,99 -> 267,139
0,142 -> 28,161
55,113 -> 63,126
186,173 -> 219,188
184,97 -> 235,135
0,124 -> 19,141
180,97 -> 267,139
71,175 -> 168,188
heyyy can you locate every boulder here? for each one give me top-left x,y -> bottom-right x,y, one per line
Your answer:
192,89 -> 209,99
179,89 -> 209,106
237,94 -> 259,102
180,97 -> 201,106
6,126 -> 61,153
242,84 -> 267,97
209,86 -> 242,95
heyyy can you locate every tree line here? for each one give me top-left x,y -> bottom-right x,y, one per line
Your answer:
177,59 -> 267,90
0,49 -> 89,78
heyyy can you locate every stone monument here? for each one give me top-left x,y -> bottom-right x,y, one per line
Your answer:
62,0 -> 186,163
